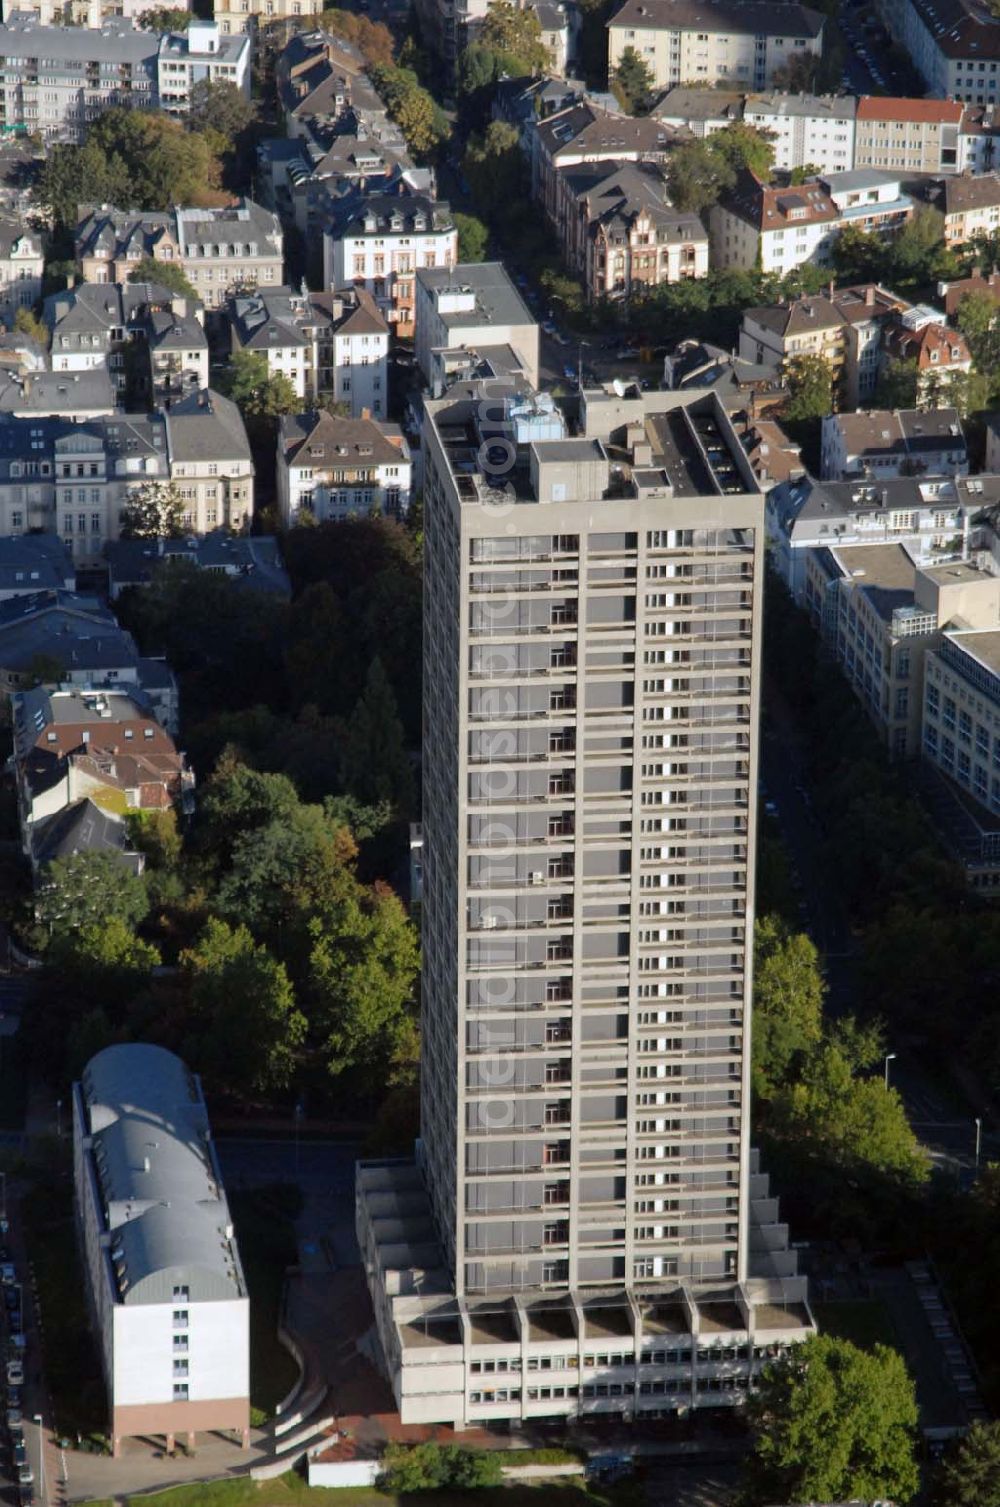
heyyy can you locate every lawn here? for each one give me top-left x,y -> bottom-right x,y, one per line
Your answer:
814,1299 -> 899,1351
83,1473 -> 644,1507
19,1177 -> 108,1441
229,1184 -> 302,1420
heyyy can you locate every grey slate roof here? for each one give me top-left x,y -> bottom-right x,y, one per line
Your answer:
279,410 -> 406,469
0,535 -> 74,592
79,1043 -> 246,1306
106,533 -> 290,596
607,0 -> 824,36
162,389 -> 252,466
0,368 -> 115,416
33,798 -> 134,869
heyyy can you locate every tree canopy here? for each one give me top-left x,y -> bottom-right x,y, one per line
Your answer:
120,480 -> 185,539
368,63 -> 448,159
318,8 -> 396,66
665,138 -> 737,214
933,1421 -> 1000,1507
36,852 -> 148,937
188,79 -> 254,144
128,256 -> 198,301
219,350 -> 299,422
752,917 -> 824,1098
478,0 -> 551,69
137,6 -> 189,29
783,354 -> 835,422
744,1334 -> 919,1507
611,45 -> 654,113
454,211 -> 489,262
36,108 -> 225,225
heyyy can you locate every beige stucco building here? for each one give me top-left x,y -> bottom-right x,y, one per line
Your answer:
607,0 -> 824,92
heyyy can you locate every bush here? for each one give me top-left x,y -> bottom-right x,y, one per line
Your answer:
380,1442 -> 504,1491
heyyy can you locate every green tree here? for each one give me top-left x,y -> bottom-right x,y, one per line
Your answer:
708,121 -> 776,180
874,356 -> 920,410
457,42 -> 531,100
463,120 -> 526,222
772,1038 -> 929,1186
744,1335 -> 919,1507
36,852 -> 148,937
887,204 -> 949,287
308,880 -> 420,1079
612,45 -> 655,114
214,801 -> 354,948
137,5 -> 189,28
752,916 -> 824,1098
88,107 -> 223,208
219,349 -> 299,422
128,255 -> 198,301
12,306 -> 49,349
120,480 -> 185,539
454,211 -> 489,262
341,656 -> 414,811
198,755 -> 302,868
369,64 -> 447,159
35,139 -> 130,227
49,914 -> 160,1009
188,78 -> 254,143
478,0 -> 550,69
665,138 -> 736,214
932,1418 -> 1000,1505
181,917 -> 305,1094
125,808 -> 182,871
783,353 -> 834,421
831,222 -> 886,283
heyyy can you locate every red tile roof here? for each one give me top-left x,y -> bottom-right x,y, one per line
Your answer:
856,95 -> 964,125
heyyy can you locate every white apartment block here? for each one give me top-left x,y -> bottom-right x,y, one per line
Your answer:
0,18 -> 157,141
743,92 -> 855,174
881,0 -> 1000,103
157,21 -> 250,111
324,193 -> 458,337
73,1043 -> 249,1458
710,174 -> 839,277
1,0 -> 184,23
356,380 -> 814,1428
924,628 -> 1000,828
213,0 -> 323,35
607,0 -> 824,92
277,410 -> 411,526
229,285 -> 390,420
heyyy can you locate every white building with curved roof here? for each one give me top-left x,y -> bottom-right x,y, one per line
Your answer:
72,1043 -> 250,1456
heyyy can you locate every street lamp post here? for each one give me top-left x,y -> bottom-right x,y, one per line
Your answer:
975,1116 -> 983,1173
884,1052 -> 897,1090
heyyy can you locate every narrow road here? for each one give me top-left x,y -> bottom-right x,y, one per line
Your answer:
761,677 -> 989,1175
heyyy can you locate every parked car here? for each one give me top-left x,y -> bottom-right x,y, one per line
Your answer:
0,1265 -> 14,1287
5,1360 -> 22,1387
7,1386 -> 22,1411
12,1439 -> 26,1468
6,1405 -> 22,1430
16,1464 -> 32,1487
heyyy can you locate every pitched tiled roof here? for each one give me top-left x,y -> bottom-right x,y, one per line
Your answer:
856,95 -> 963,124
607,0 -> 824,36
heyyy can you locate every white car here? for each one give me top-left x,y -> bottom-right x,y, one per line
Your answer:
6,1360 -> 23,1386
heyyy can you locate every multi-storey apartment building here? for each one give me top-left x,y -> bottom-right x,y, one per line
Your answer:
711,170 -> 912,278
923,628 -> 1000,835
156,20 -> 250,111
76,201 -> 284,311
73,1043 -> 249,1458
607,0 -> 824,93
881,0 -> 1000,102
882,316 -> 972,400
739,284 -> 913,407
0,18 -> 158,141
228,284 -> 390,419
1,0 -> 178,23
742,92 -> 855,174
937,172 -> 1000,248
214,0 -> 322,35
854,96 -> 963,175
820,408 -> 968,481
532,103 -> 682,230
46,281 -> 205,403
766,469 -> 995,602
356,380 -> 814,1427
558,161 -> 708,303
324,192 -> 458,337
0,215 -> 41,320
277,410 -> 411,525
162,389 -> 254,533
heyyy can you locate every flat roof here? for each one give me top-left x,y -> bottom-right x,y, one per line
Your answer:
944,628 -> 1000,676
417,262 -> 534,330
